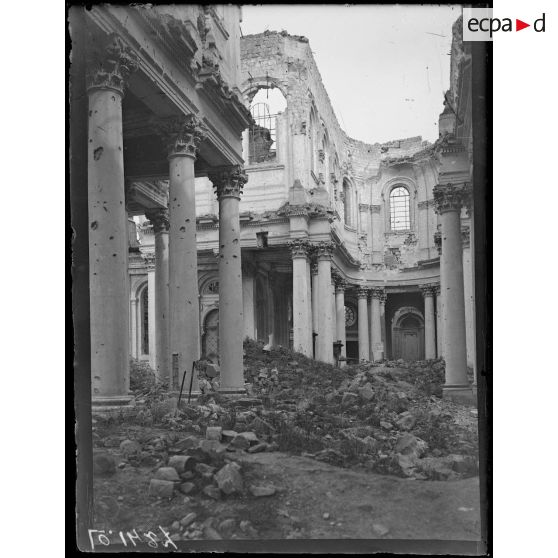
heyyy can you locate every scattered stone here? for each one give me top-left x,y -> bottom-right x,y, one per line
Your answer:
323,513 -> 330,520
154,467 -> 180,482
205,363 -> 220,378
171,521 -> 180,531
229,435 -> 250,451
238,431 -> 259,445
206,426 -> 223,441
222,430 -> 238,443
379,421 -> 393,430
341,392 -> 359,407
93,453 -> 116,476
247,442 -> 268,454
168,455 -> 194,474
180,512 -> 198,527
202,485 -> 221,500
396,412 -> 416,431
148,479 -> 174,498
394,433 -> 428,458
195,463 -> 216,478
219,518 -> 237,537
214,463 -> 243,495
358,384 -> 375,401
119,439 -> 142,457
372,523 -> 390,537
249,484 -> 276,497
204,526 -> 222,540
173,437 -> 198,451
239,520 -> 258,538
179,482 -> 196,495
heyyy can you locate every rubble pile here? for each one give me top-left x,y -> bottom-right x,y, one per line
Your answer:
117,342 -> 478,481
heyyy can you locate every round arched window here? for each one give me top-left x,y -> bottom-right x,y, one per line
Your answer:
389,186 -> 411,231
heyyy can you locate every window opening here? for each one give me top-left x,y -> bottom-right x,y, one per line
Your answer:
390,186 -> 411,231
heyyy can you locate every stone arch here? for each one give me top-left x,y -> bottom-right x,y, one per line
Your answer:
391,306 -> 425,361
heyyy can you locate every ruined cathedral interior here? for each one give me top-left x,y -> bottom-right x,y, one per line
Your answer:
74,5 -> 476,411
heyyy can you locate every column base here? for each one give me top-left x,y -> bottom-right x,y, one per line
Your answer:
91,395 -> 135,417
442,385 -> 475,406
218,387 -> 247,398
169,390 -> 201,405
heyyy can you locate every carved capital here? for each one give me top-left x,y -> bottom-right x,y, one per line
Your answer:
357,286 -> 369,299
145,208 -> 170,234
208,165 -> 248,201
311,261 -> 319,276
318,149 -> 325,163
86,34 -> 138,95
370,204 -> 382,214
289,238 -> 312,259
433,183 -> 472,214
434,284 -> 442,296
315,241 -> 335,260
420,284 -> 437,298
333,273 -> 347,293
154,114 -> 207,159
371,287 -> 386,301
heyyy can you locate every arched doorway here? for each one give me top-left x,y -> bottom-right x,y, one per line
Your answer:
391,307 -> 425,361
202,309 -> 219,364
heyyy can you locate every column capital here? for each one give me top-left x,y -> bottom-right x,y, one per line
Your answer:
315,241 -> 335,261
434,283 -> 442,296
154,114 -> 207,159
208,165 -> 248,201
311,260 -> 319,276
433,183 -> 472,214
332,270 -> 347,292
86,33 -> 138,95
288,238 -> 312,259
145,208 -> 170,234
420,284 -> 437,298
357,286 -> 369,299
371,287 -> 386,301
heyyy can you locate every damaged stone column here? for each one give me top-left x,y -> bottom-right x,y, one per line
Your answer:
357,287 -> 370,362
241,260 -> 256,341
434,183 -> 472,402
315,242 -> 335,364
334,276 -> 347,367
87,34 -> 137,407
145,209 -> 170,382
311,260 -> 319,357
435,284 -> 443,358
289,239 -> 313,357
421,284 -> 437,359
370,287 -> 385,361
209,166 -> 248,395
157,115 -> 206,392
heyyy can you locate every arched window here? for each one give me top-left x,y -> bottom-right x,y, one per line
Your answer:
248,88 -> 287,164
389,186 -> 411,231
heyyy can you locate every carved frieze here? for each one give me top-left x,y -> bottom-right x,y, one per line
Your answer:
357,286 -> 369,299
208,165 -> 248,201
86,33 -> 138,94
420,284 -> 437,298
370,287 -> 386,301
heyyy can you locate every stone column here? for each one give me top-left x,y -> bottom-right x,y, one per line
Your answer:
435,284 -> 443,358
209,166 -> 248,394
370,205 -> 383,264
241,261 -> 256,341
421,284 -> 437,359
145,209 -> 170,382
370,287 -> 385,361
311,260 -> 319,357
289,239 -> 312,357
462,226 -> 475,370
87,34 -> 137,406
315,242 -> 335,363
146,256 -> 156,368
129,296 -> 138,359
306,258 -> 313,353
157,115 -> 206,392
334,277 -> 347,366
380,293 -> 387,357
434,183 -> 472,402
357,287 -> 370,362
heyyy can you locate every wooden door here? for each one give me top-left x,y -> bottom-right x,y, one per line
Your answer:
401,330 -> 419,361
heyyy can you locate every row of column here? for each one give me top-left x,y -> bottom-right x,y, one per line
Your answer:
87,34 -> 248,405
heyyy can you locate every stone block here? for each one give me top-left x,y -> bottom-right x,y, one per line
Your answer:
148,479 -> 174,498
154,467 -> 180,482
206,426 -> 223,441
214,463 -> 243,495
